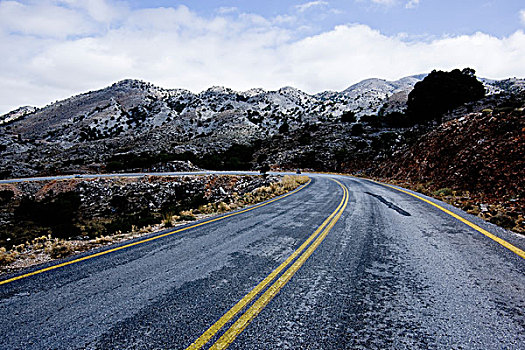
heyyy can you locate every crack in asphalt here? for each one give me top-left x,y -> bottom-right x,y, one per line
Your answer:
365,192 -> 411,216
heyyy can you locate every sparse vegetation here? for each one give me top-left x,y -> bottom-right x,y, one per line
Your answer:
375,179 -> 524,234
369,100 -> 524,234
105,143 -> 257,172
0,175 -> 309,273
433,188 -> 453,197
195,175 -> 308,215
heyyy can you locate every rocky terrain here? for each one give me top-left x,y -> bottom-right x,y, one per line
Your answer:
370,94 -> 525,233
0,72 -> 524,237
0,174 -> 283,249
0,174 -> 312,272
1,74 -> 523,179
0,76 -> 422,177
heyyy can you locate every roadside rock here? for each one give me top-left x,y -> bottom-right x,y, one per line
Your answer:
0,175 -> 278,248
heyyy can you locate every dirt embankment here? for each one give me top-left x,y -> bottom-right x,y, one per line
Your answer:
370,106 -> 524,234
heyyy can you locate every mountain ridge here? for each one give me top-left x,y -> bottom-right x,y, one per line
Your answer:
1,74 -> 431,123
0,73 -> 524,179
3,74 -> 524,125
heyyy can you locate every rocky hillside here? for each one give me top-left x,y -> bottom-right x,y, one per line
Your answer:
370,94 -> 524,232
0,74 -> 524,178
0,174 -> 279,249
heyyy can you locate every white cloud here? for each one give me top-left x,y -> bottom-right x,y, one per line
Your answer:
61,0 -> 128,23
520,9 -> 525,25
1,2 -> 525,114
0,1 -> 96,38
216,7 -> 238,15
369,0 -> 396,5
296,1 -> 329,13
365,0 -> 420,8
405,0 -> 420,9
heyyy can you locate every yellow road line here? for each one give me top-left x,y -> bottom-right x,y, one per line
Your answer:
0,179 -> 312,286
209,181 -> 348,349
370,180 -> 525,259
186,179 -> 347,350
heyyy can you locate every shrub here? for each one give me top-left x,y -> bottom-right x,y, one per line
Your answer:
103,210 -> 158,235
360,115 -> 381,128
217,202 -> 231,212
0,170 -> 11,180
433,188 -> 453,196
161,212 -> 174,228
488,214 -> 514,230
259,163 -> 270,174
279,122 -> 290,134
351,123 -> 364,136
294,151 -> 322,170
45,239 -> 74,259
195,143 -> 256,171
407,68 -> 485,123
14,191 -> 81,239
298,132 -> 312,145
0,190 -> 14,204
178,213 -> 196,221
381,112 -> 413,128
341,111 -> 356,123
0,247 -> 17,265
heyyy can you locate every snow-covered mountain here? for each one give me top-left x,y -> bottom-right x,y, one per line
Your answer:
0,74 -> 523,178
0,106 -> 37,125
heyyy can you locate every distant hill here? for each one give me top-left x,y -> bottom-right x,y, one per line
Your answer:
0,74 -> 524,178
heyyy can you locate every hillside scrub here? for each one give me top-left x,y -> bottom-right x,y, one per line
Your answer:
373,179 -> 524,234
105,143 -> 256,172
369,102 -> 524,234
0,175 -> 308,273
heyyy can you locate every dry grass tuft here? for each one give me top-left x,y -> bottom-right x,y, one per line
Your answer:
44,239 -> 74,259
0,247 -> 17,265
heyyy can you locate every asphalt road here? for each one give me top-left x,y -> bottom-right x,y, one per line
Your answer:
0,174 -> 524,349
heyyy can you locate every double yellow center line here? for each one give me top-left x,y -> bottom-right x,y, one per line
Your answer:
187,179 -> 349,349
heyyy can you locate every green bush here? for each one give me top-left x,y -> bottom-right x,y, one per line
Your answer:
298,132 -> 312,145
195,143 -> 256,170
433,188 -> 453,196
380,112 -> 413,128
407,68 -> 485,123
279,122 -> 290,134
351,123 -> 364,136
14,191 -> 81,239
0,190 -> 14,204
341,111 -> 356,123
360,115 -> 381,128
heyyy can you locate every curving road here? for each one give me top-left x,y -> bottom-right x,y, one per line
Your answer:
0,174 -> 524,349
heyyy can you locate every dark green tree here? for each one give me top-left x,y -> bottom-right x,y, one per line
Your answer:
380,111 -> 413,128
350,123 -> 364,136
407,68 -> 485,123
340,111 -> 356,123
259,163 -> 270,174
279,121 -> 289,134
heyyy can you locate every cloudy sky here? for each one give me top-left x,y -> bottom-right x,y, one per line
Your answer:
1,0 -> 525,114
